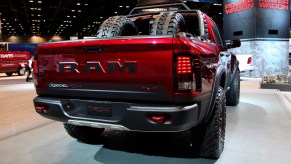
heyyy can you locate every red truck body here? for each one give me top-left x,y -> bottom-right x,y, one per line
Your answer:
0,51 -> 30,76
34,35 -> 217,103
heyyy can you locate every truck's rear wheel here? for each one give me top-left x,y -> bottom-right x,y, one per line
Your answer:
6,72 -> 13,76
150,12 -> 187,35
96,16 -> 138,38
64,123 -> 104,143
226,70 -> 240,106
17,67 -> 26,76
190,86 -> 226,159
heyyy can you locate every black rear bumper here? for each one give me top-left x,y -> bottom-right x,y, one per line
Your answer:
33,96 -> 200,132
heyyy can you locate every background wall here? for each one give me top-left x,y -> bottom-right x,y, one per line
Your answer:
223,0 -> 290,79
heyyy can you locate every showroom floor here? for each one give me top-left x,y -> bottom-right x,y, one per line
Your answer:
0,74 -> 290,164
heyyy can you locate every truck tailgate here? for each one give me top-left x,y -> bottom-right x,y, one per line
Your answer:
35,36 -> 175,102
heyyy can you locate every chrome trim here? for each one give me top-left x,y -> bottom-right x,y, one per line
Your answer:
128,104 -> 197,112
67,120 -> 130,131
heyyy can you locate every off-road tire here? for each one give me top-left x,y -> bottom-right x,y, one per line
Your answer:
64,123 -> 104,143
6,72 -> 13,76
191,86 -> 226,159
96,16 -> 138,38
17,67 -> 26,76
150,12 -> 187,35
226,70 -> 240,106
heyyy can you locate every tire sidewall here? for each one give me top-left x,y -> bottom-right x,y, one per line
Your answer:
96,16 -> 138,38
151,12 -> 187,35
226,71 -> 240,106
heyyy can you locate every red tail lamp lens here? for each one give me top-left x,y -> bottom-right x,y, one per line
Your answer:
177,56 -> 192,74
33,60 -> 38,74
247,57 -> 252,64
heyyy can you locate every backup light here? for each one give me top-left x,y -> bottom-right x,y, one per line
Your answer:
178,81 -> 192,90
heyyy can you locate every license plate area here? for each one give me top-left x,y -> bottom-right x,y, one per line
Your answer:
87,102 -> 112,117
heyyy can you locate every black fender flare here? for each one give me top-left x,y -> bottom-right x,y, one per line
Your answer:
203,65 -> 227,123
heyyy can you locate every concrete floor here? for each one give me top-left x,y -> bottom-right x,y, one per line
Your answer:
0,74 -> 291,164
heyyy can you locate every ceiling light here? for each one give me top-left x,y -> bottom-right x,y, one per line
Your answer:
85,3 -> 88,6
77,3 -> 81,5
72,10 -> 75,12
29,0 -> 33,2
38,1 -> 42,4
78,10 -> 81,12
119,6 -> 123,8
126,6 -> 130,8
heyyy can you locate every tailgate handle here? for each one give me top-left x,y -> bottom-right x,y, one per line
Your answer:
83,46 -> 103,53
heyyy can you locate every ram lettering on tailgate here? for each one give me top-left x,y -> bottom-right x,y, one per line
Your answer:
59,61 -> 137,73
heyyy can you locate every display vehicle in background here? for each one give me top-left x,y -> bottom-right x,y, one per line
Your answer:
235,53 -> 254,73
0,43 -> 30,76
33,0 -> 241,159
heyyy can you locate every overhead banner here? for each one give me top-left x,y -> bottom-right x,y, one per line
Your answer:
223,0 -> 290,40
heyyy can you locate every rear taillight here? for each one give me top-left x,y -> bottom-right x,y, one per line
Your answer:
177,56 -> 192,74
33,60 -> 38,74
176,56 -> 194,91
247,57 -> 252,64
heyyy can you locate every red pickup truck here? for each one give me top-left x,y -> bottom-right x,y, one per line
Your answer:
0,51 -> 30,76
33,2 -> 240,159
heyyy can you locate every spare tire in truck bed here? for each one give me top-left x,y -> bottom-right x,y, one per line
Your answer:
96,16 -> 138,38
151,12 -> 187,35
